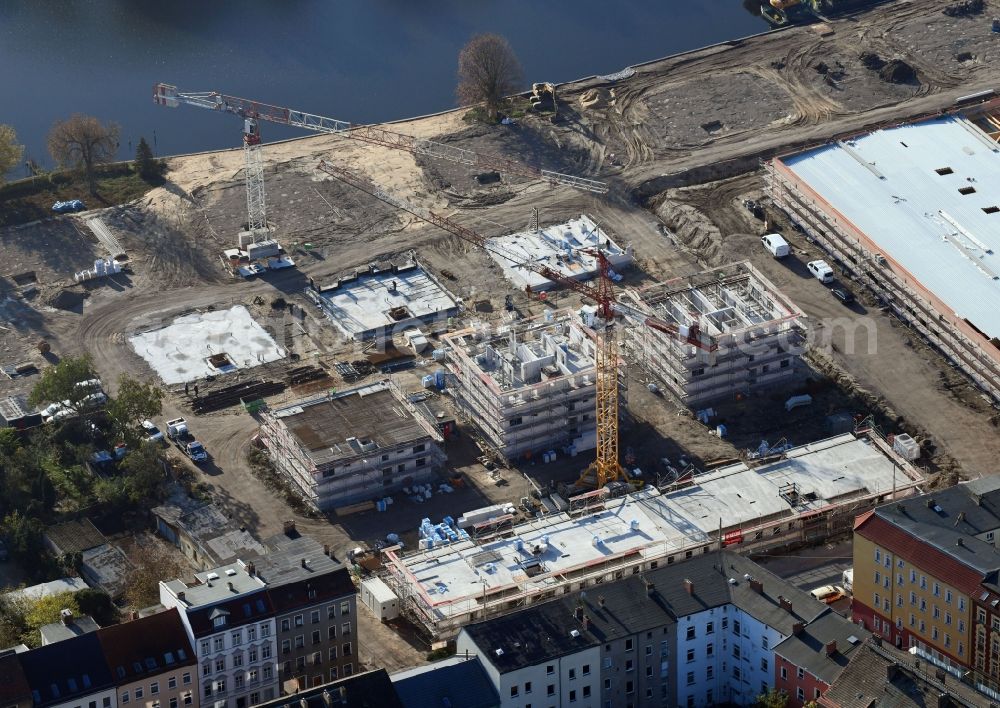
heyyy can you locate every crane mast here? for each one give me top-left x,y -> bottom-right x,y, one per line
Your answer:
316,159 -> 715,488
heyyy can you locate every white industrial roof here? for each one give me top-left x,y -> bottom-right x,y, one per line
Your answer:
782,116 -> 1000,339
362,576 -> 398,604
396,433 -> 913,620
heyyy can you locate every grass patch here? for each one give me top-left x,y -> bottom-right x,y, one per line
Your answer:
0,163 -> 165,228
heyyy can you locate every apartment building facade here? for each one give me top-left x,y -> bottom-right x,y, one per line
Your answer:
96,609 -> 198,708
851,479 -> 1000,675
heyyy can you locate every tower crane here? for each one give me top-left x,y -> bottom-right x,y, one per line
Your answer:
153,83 -> 608,270
315,159 -> 716,489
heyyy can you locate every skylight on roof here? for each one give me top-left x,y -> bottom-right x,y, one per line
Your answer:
936,167 -> 954,176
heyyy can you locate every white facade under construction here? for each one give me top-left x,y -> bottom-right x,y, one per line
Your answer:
486,214 -> 633,291
310,260 -> 461,341
442,309 -> 601,462
769,114 -> 1000,399
256,381 -> 445,510
380,431 -> 923,638
623,261 -> 803,405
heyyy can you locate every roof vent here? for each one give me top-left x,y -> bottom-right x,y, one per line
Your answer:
207,572 -> 220,581
847,635 -> 860,645
226,569 -> 237,576
743,573 -> 752,581
728,578 -> 737,585
495,648 -> 504,657
957,538 -> 965,548
570,629 -> 581,638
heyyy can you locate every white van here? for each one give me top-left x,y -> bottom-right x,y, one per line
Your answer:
807,259 -> 834,283
761,233 -> 790,258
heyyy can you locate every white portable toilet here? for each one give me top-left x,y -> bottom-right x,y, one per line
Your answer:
360,577 -> 400,621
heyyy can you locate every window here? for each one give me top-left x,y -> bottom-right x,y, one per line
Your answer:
312,630 -> 321,645
959,186 -> 977,195
329,647 -> 338,660
234,653 -> 243,667
946,612 -> 952,625
295,636 -> 305,649
936,167 -> 954,175
311,610 -> 320,624
231,631 -> 242,645
547,684 -> 555,697
168,677 -> 177,690
213,616 -> 226,629
797,688 -> 805,700
706,666 -> 714,680
687,649 -> 695,663
215,679 -> 225,694
525,681 -> 532,694
733,667 -> 741,681
985,206 -> 1000,215
342,622 -> 352,636
213,637 -> 224,652
343,642 -> 352,656
934,583 -> 940,597
200,640 -> 210,656
151,681 -> 159,695
341,601 -> 351,615
797,667 -> 804,679
234,675 -> 244,689
625,638 -> 634,651
203,683 -> 212,699
327,605 -> 336,620
248,669 -> 258,684
733,620 -> 741,636
762,636 -> 769,650
215,658 -> 226,672
706,622 -> 714,635
312,651 -> 322,666
583,664 -> 590,676
281,639 -> 290,654
247,626 -> 256,641
546,665 -> 554,676
569,689 -> 577,703
875,571 -> 881,584
875,549 -> 881,562
583,686 -> 591,698
510,686 -> 519,698
122,692 -> 130,704
706,643 -> 714,657
686,626 -> 696,641
946,590 -> 952,604
569,668 -> 577,680
761,658 -> 768,672
281,619 -> 290,632
294,614 -> 304,627
733,645 -> 742,661
182,693 -> 192,706
960,597 -> 966,612
686,672 -> 695,686
910,570 -> 916,583
250,647 -> 259,662
183,672 -> 191,686
780,667 -> 787,680
624,660 -> 633,673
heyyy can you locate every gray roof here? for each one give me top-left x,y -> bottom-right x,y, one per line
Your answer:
0,395 -> 39,425
162,561 -> 267,608
876,478 -> 1000,575
81,544 -> 131,598
256,532 -> 342,587
39,615 -> 99,645
465,552 -> 827,674
772,609 -> 868,684
391,656 -> 500,708
153,488 -> 265,566
255,669 -> 404,708
44,519 -> 106,555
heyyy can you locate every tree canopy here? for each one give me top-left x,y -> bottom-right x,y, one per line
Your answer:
107,373 -> 163,447
47,114 -> 120,194
456,33 -> 523,122
29,354 -> 99,413
0,124 -> 23,183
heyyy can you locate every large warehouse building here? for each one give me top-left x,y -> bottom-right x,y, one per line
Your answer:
768,113 -> 1000,399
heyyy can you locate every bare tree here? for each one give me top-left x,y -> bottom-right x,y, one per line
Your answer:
47,114 -> 120,194
0,124 -> 23,183
456,33 -> 524,122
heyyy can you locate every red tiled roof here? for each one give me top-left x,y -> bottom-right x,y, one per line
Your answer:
0,653 -> 31,704
96,608 -> 195,681
855,514 -> 984,596
853,510 -> 874,531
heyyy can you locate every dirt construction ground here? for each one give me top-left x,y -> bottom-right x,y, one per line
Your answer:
3,0 -> 1000,662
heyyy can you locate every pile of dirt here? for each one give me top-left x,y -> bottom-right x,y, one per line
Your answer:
45,286 -> 88,311
652,197 -> 724,266
943,0 -> 984,17
879,59 -> 917,84
579,87 -> 614,109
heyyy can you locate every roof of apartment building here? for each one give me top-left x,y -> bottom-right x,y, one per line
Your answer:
819,638 -> 986,708
391,655 -> 500,708
855,479 -> 1000,594
18,633 -> 114,707
256,668 -> 404,708
464,552 -> 827,674
269,382 -> 437,468
773,609 -> 869,686
163,561 -> 267,607
257,531 -> 354,613
39,613 -> 99,644
0,651 -> 31,706
95,609 -> 195,683
185,592 -> 275,638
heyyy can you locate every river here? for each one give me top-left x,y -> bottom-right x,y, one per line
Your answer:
0,1 -> 768,176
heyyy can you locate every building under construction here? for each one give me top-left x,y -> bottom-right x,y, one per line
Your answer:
256,381 -> 445,510
378,430 -> 923,639
623,261 -> 804,406
442,309 -> 605,462
769,112 -> 1000,400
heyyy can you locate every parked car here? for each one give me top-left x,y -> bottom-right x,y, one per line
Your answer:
831,288 -> 855,305
807,259 -> 835,284
761,233 -> 791,259
142,420 -> 165,444
52,199 -> 85,213
809,584 -> 846,604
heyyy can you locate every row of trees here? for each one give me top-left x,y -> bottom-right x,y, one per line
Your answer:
0,118 -> 162,193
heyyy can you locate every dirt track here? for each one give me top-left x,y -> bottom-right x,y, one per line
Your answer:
2,0 -> 1000,547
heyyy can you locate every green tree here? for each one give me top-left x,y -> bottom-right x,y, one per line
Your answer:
0,594 -> 29,649
0,427 -> 22,457
107,374 -> 163,447
124,543 -> 184,609
47,114 -> 120,195
456,33 -> 523,122
754,688 -> 789,708
29,354 -> 99,416
120,443 -> 166,505
22,591 -> 82,647
0,510 -> 46,563
75,588 -> 119,626
134,137 -> 161,181
0,124 -> 24,183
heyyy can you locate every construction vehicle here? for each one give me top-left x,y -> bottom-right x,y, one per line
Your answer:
166,417 -> 208,463
316,160 -> 717,490
153,84 -> 607,276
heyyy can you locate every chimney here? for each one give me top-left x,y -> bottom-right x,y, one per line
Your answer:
338,686 -> 348,704
956,511 -> 966,524
60,608 -> 74,626
936,693 -> 949,708
956,538 -> 965,548
227,581 -> 235,592
582,614 -> 590,631
247,562 -> 256,577
779,596 -> 793,613
284,520 -> 297,536
129,610 -> 139,621
323,544 -> 331,557
873,635 -> 882,647
598,595 -> 606,608
792,622 -> 804,636
575,606 -> 584,621
301,558 -> 308,569
683,579 -> 694,596
320,690 -> 333,708
749,578 -> 764,594
825,640 -> 837,656
177,591 -> 186,602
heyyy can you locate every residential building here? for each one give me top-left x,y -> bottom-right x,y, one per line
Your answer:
253,529 -> 357,692
442,309 -> 602,462
391,656 -> 500,708
851,478 -> 1000,675
96,609 -> 198,708
160,561 -> 279,708
455,552 -> 830,708
622,261 -> 803,406
773,609 -> 870,707
253,669 -> 403,708
43,519 -> 131,598
18,632 -> 117,708
257,380 -> 445,510
40,609 -> 100,645
0,649 -> 32,708
153,488 -> 265,571
768,113 -> 1000,401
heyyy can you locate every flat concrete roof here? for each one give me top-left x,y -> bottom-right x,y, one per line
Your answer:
129,305 -> 284,385
781,116 -> 1000,340
269,381 -> 437,469
163,561 -> 266,607
486,214 -> 632,291
318,263 -> 458,339
392,434 -> 918,621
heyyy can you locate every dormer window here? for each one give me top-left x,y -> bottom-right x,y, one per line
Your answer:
213,616 -> 226,628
